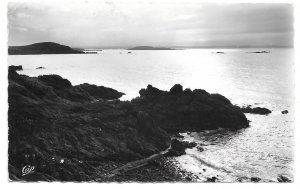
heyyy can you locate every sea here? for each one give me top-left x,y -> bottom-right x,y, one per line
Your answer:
8,48 -> 294,182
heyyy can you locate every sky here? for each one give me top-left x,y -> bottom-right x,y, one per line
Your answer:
7,1 -> 294,48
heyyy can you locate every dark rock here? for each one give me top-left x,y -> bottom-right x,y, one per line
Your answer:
281,110 -> 288,114
169,84 -> 183,94
36,67 -> 46,69
241,106 -> 271,115
127,52 -> 132,54
206,176 -> 218,182
8,42 -> 84,55
277,175 -> 291,182
185,176 -> 192,181
8,70 -> 169,181
237,176 -> 249,182
9,65 -> 23,72
133,84 -> 249,132
8,70 -> 251,181
251,177 -> 261,182
197,146 -> 204,152
164,139 -> 196,157
37,75 -> 72,89
216,52 -> 224,54
171,139 -> 197,151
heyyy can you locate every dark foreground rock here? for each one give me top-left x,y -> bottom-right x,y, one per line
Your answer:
240,106 -> 271,115
8,42 -> 84,55
8,66 -> 249,181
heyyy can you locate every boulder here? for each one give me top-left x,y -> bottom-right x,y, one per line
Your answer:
281,110 -> 288,114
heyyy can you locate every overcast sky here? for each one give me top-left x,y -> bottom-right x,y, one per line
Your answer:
8,1 -> 293,48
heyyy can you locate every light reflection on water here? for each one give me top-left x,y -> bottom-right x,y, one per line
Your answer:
176,111 -> 294,181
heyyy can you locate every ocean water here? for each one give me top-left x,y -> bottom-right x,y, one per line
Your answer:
8,48 -> 294,182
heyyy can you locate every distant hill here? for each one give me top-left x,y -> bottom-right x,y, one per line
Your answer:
128,46 -> 175,50
8,42 -> 84,55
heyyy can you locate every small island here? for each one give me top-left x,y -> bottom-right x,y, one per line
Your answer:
8,42 -> 85,55
128,46 -> 175,50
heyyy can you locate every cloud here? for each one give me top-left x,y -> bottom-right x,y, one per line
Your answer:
8,2 -> 294,47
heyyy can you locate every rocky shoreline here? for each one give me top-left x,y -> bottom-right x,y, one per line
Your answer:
7,65 -> 264,182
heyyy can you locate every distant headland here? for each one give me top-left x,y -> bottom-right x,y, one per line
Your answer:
8,42 -> 84,55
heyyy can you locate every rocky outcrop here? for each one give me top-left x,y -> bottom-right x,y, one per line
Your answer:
8,42 -> 84,55
132,84 -> 249,132
8,67 -> 249,181
164,139 -> 197,157
9,67 -> 168,181
240,106 -> 271,115
9,65 -> 23,72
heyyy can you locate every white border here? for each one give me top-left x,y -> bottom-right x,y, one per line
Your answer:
0,0 -> 298,189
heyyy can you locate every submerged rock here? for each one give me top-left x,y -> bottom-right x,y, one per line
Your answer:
277,175 -> 291,182
36,67 -> 46,69
250,177 -> 261,182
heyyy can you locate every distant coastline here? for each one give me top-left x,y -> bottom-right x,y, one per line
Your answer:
8,42 -> 84,55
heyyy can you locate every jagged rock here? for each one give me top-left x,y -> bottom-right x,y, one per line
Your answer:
134,84 -> 249,132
